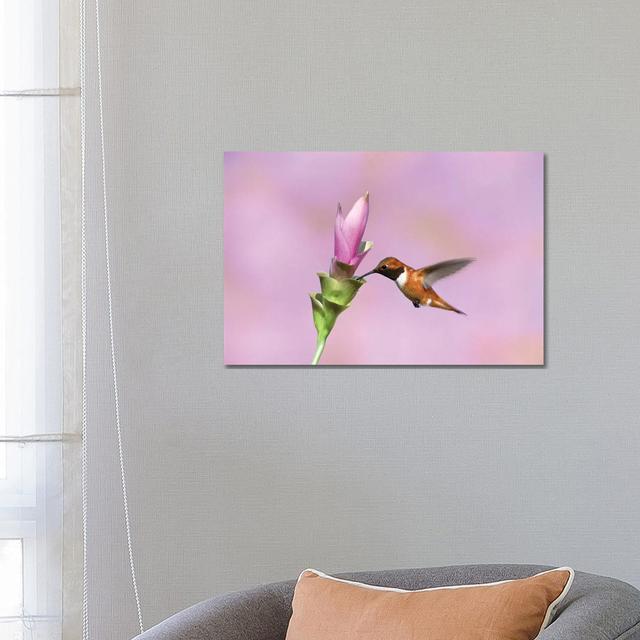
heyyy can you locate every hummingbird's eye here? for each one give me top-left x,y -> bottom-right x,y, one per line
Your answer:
380,265 -> 387,270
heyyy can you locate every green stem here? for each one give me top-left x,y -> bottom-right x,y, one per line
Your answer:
311,337 -> 327,365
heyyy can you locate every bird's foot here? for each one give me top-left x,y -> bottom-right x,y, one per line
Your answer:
412,301 -> 420,308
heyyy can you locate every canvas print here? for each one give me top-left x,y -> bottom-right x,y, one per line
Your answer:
224,152 -> 544,365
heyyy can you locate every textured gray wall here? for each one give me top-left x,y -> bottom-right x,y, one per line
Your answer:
84,2 -> 640,638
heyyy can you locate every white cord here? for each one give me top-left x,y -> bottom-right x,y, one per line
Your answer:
79,0 -> 89,637
94,0 -> 144,633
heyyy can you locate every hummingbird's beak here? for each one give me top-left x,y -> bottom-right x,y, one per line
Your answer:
357,270 -> 376,280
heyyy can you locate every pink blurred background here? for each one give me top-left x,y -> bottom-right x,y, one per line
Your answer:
224,152 -> 543,365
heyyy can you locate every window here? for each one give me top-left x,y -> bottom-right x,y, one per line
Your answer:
1,2 -> 80,639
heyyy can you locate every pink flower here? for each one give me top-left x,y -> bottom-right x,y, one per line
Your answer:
331,192 -> 373,279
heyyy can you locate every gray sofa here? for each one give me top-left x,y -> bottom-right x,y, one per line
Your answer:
135,564 -> 640,639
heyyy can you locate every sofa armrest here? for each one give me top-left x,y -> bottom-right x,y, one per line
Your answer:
134,581 -> 294,640
539,574 -> 640,640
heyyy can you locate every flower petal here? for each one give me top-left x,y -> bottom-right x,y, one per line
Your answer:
347,240 -> 373,267
340,193 -> 369,258
334,222 -> 351,264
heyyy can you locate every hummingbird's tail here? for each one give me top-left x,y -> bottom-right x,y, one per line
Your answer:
443,302 -> 466,315
429,291 -> 466,315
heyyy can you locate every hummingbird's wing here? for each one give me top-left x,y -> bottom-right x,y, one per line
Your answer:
420,258 -> 474,289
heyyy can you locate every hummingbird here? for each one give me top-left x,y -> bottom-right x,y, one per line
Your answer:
358,257 -> 474,314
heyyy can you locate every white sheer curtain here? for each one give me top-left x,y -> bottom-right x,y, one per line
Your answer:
0,1 -> 81,639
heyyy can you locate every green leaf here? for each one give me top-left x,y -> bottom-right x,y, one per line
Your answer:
318,272 -> 366,306
309,293 -> 331,339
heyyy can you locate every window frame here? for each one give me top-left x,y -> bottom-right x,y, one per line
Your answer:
1,0 -> 82,638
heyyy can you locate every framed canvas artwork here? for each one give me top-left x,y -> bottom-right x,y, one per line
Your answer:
224,152 -> 544,366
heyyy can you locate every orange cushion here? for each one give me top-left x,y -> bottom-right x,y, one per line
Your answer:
285,567 -> 574,640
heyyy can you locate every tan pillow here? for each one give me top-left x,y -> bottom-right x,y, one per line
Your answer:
285,567 -> 574,640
